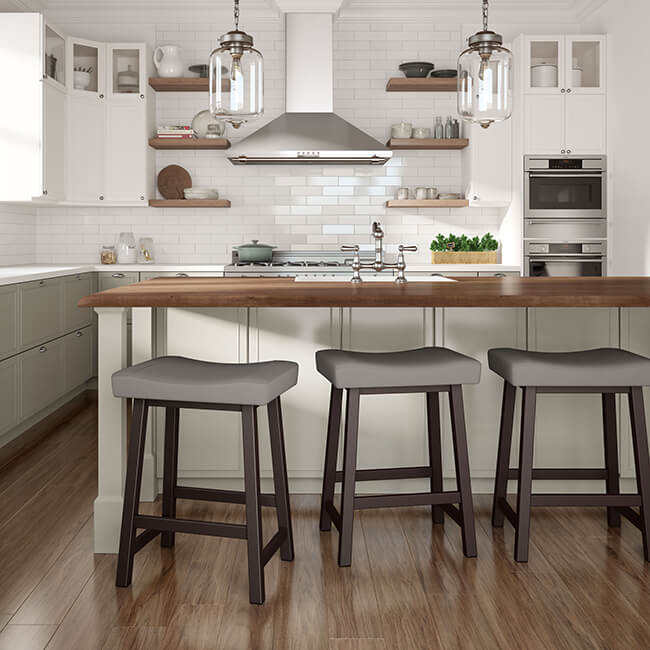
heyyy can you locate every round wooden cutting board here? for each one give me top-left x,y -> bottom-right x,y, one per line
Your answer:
157,164 -> 192,199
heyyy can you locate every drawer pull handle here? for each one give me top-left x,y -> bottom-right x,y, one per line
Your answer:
494,273 -> 506,277
111,273 -> 125,278
39,346 -> 47,353
76,331 -> 84,337
39,280 -> 46,286
175,273 -> 189,277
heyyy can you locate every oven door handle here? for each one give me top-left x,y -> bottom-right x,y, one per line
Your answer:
528,173 -> 603,178
526,219 -> 606,224
528,257 -> 604,263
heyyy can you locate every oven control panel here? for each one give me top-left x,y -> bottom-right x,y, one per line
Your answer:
526,242 -> 605,255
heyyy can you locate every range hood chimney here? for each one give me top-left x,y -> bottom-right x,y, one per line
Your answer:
228,13 -> 391,165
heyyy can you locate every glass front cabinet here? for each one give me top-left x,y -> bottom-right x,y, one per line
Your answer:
523,35 -> 605,95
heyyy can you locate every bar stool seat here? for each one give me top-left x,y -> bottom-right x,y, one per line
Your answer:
113,355 -> 297,605
489,347 -> 650,387
113,356 -> 298,405
489,346 -> 650,564
317,346 -> 480,567
316,347 -> 481,389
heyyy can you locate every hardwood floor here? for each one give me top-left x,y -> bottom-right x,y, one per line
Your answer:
1,404 -> 650,649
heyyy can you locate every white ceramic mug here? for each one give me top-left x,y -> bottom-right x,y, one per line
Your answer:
427,187 -> 439,199
153,45 -> 183,78
415,187 -> 428,200
396,187 -> 409,200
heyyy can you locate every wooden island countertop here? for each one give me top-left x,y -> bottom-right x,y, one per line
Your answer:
79,276 -> 650,309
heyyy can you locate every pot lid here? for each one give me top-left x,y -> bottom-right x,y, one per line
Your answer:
236,240 -> 276,249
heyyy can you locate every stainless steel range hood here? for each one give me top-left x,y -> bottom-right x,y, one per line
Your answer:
228,13 -> 391,166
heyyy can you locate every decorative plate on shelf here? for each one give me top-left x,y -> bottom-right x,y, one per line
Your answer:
431,69 -> 457,78
157,165 -> 192,199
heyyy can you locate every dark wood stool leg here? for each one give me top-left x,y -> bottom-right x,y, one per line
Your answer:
426,392 -> 444,524
161,407 -> 180,547
629,387 -> 650,562
320,386 -> 343,531
602,392 -> 621,528
338,388 -> 360,567
449,385 -> 477,558
268,397 -> 295,561
514,387 -> 537,563
116,399 -> 149,587
242,405 -> 265,604
492,381 -> 517,527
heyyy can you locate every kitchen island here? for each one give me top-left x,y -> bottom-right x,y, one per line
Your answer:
80,277 -> 650,552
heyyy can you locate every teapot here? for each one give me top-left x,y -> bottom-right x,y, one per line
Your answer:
153,45 -> 183,78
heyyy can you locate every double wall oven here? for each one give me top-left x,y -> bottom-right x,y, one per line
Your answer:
524,155 -> 607,277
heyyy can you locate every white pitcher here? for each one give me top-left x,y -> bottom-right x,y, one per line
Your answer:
153,45 -> 183,78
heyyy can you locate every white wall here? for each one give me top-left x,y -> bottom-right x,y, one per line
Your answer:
0,204 -> 36,264
582,0 -> 650,275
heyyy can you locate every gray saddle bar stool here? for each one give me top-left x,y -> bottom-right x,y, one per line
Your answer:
489,347 -> 650,563
112,356 -> 298,605
316,346 -> 481,567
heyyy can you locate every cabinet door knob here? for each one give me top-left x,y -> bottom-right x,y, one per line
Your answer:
76,331 -> 84,337
561,149 -> 566,154
567,149 -> 572,154
561,88 -> 566,93
140,94 -> 144,99
99,195 -> 104,201
112,273 -> 125,278
39,346 -> 47,353
43,189 -> 48,196
99,93 -> 104,99
567,88 -> 572,93
473,195 -> 479,201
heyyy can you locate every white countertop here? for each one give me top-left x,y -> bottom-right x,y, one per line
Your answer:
0,263 -> 520,287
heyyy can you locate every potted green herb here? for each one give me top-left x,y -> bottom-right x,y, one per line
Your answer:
429,233 -> 499,264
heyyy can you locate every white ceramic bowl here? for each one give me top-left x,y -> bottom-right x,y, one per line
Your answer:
184,187 -> 219,200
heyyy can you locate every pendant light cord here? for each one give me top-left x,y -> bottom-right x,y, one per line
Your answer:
234,0 -> 240,30
482,0 -> 489,32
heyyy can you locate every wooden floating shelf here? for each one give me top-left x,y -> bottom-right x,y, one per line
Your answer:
149,199 -> 231,208
385,199 -> 469,209
387,138 -> 469,150
149,138 -> 231,150
385,77 -> 458,92
149,77 -> 208,91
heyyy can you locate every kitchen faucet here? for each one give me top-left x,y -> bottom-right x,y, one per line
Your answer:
341,221 -> 417,283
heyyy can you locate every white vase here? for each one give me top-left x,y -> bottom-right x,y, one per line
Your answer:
153,45 -> 183,78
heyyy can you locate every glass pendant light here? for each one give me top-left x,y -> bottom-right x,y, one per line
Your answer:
209,0 -> 263,128
457,0 -> 512,129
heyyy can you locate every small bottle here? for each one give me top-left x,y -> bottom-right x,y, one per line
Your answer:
444,115 -> 453,139
434,116 -> 444,139
452,119 -> 460,139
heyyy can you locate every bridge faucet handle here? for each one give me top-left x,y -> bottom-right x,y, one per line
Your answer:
341,245 -> 362,283
341,244 -> 360,252
395,245 -> 418,284
399,245 -> 418,253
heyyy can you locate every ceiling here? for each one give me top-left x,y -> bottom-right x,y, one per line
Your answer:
1,0 -> 609,23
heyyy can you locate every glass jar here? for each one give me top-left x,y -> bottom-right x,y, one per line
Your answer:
138,237 -> 155,264
191,110 -> 226,139
116,232 -> 137,264
100,244 -> 116,265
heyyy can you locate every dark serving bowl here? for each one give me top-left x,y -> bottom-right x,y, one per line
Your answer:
399,61 -> 434,78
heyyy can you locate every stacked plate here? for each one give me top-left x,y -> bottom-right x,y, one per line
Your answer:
184,187 -> 219,200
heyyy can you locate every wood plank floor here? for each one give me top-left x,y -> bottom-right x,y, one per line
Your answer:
1,405 -> 650,649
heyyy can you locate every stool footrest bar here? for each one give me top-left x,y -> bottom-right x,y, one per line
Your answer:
529,494 -> 641,507
134,515 -> 247,539
497,497 -> 518,528
354,491 -> 460,510
334,466 -> 432,482
261,529 -> 287,566
325,501 -> 342,532
175,486 -> 276,507
441,504 -> 462,526
507,468 -> 609,480
133,528 -> 160,553
618,506 -> 643,530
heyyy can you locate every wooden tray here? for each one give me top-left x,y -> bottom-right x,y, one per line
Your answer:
157,164 -> 192,199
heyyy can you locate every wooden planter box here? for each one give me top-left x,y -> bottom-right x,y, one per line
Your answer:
430,251 -> 498,264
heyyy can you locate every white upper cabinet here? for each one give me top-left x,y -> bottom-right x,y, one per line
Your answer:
42,80 -> 66,201
462,119 -> 512,207
0,13 -> 44,201
523,35 -> 605,95
522,34 -> 606,155
66,37 -> 105,98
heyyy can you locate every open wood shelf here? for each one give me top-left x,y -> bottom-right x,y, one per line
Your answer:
148,77 -> 232,92
385,77 -> 457,92
387,138 -> 468,150
149,138 -> 231,150
149,199 -> 231,208
385,199 -> 469,209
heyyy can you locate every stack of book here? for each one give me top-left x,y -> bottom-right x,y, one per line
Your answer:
156,125 -> 195,139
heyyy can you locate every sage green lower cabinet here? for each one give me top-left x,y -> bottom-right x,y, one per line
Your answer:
0,285 -> 19,360
98,271 -> 139,292
20,277 -> 63,350
63,273 -> 94,332
20,337 -> 66,420
63,326 -> 93,393
0,357 -> 20,436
